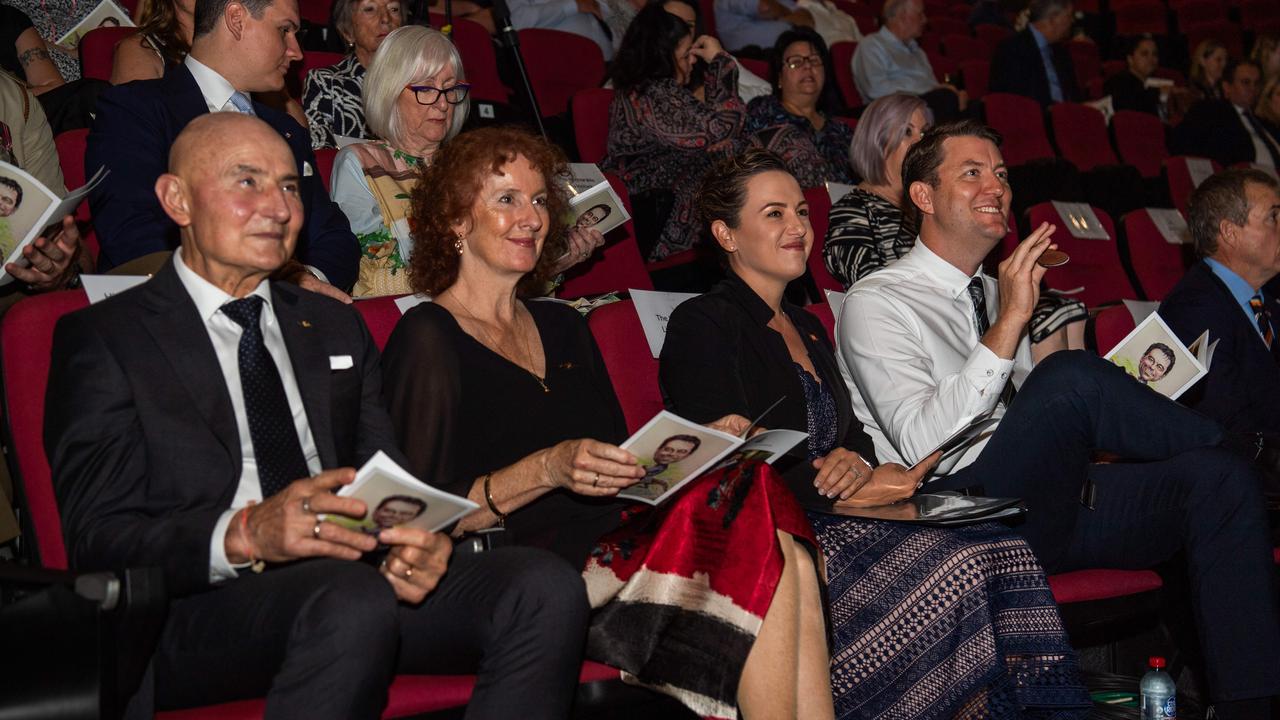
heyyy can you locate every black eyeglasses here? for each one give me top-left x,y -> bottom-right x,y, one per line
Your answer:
405,83 -> 471,105
783,55 -> 822,70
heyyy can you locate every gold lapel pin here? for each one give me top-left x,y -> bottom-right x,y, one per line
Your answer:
299,320 -> 312,328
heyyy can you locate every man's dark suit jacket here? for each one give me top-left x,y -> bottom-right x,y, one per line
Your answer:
989,29 -> 1080,107
44,260 -> 394,597
1159,260 -> 1280,436
85,64 -> 359,290
1172,99 -> 1279,168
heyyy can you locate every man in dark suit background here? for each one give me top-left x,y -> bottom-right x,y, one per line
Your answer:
988,0 -> 1080,107
86,0 -> 358,297
1173,60 -> 1280,170
46,113 -> 588,719
1160,167 -> 1280,479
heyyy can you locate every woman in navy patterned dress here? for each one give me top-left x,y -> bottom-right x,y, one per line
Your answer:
303,0 -> 404,148
661,148 -> 1091,720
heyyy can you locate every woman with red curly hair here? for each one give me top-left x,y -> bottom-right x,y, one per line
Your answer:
382,126 -> 835,720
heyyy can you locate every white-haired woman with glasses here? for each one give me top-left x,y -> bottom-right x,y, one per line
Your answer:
330,25 -> 469,298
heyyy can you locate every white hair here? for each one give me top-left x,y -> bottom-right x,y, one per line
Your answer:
362,25 -> 469,151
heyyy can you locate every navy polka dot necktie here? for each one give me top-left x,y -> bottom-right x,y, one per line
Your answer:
221,296 -> 310,498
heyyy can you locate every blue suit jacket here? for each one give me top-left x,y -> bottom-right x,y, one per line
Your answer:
85,64 -> 358,290
1159,261 -> 1280,435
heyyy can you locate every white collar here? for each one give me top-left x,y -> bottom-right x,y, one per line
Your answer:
173,246 -> 274,324
903,238 -> 987,299
185,54 -> 241,113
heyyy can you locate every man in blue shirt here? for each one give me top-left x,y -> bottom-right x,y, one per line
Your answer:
851,0 -> 965,118
1161,168 -> 1280,471
507,0 -> 615,59
989,0 -> 1079,106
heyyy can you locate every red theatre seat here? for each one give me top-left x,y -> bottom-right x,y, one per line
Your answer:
1112,110 -> 1168,179
802,186 -> 842,295
449,18 -> 510,104
518,28 -> 605,117
78,27 -> 137,83
830,41 -> 862,110
1066,40 -> 1102,93
1122,208 -> 1190,301
559,174 -> 654,299
960,59 -> 990,99
1026,201 -> 1138,307
352,294 -> 410,350
588,300 -> 664,433
1165,155 -> 1222,216
942,33 -> 991,62
572,87 -> 614,164
313,146 -> 337,194
1091,303 -> 1138,355
1049,102 -> 1117,171
1047,569 -> 1163,604
1114,1 -> 1168,35
1183,20 -> 1243,57
983,93 -> 1055,165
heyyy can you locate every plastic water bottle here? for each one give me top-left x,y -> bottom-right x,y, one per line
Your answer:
1140,656 -> 1176,719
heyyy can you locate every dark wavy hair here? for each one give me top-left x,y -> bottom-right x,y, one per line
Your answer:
408,126 -> 570,296
768,27 -> 843,116
611,3 -> 693,91
135,0 -> 192,63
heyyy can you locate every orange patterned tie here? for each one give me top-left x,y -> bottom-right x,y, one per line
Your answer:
1251,293 -> 1273,348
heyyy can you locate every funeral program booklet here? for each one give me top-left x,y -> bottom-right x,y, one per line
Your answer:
0,162 -> 107,286
617,410 -> 807,505
323,451 -> 479,535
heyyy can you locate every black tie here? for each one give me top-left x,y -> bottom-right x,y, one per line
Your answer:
221,296 -> 310,498
967,277 -> 1017,406
1243,110 -> 1280,170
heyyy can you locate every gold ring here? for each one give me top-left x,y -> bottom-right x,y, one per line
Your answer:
301,496 -> 313,514
403,567 -> 414,580
593,472 -> 601,487
312,519 -> 323,538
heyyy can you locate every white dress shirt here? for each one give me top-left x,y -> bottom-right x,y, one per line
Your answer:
173,250 -> 323,581
184,55 -> 244,114
836,240 -> 1035,476
1234,104 -> 1280,169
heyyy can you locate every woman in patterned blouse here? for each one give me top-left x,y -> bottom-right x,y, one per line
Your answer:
303,0 -> 403,149
331,27 -> 601,297
604,3 -> 748,260
744,27 -> 854,188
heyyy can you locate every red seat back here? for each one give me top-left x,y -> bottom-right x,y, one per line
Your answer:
735,56 -> 771,83
1174,0 -> 1224,26
803,302 -> 836,343
1047,568 -> 1162,604
1049,102 -> 1117,171
960,59 -> 990,99
698,0 -> 718,38
2,290 -> 91,569
1090,304 -> 1138,355
1122,208 -> 1189,301
942,33 -> 991,61
560,174 -> 654,299
1065,40 -> 1101,93
1165,155 -> 1222,216
802,187 -> 842,294
1112,110 -> 1168,179
352,294 -> 410,350
571,87 -> 614,164
313,146 -> 338,193
1241,0 -> 1280,25
1027,202 -> 1137,307
78,27 -> 137,83
587,300 -> 663,433
451,18 -> 510,104
1114,1 -> 1168,35
983,93 -> 1054,165
973,24 -> 1011,47
1183,20 -> 1243,57
54,129 -> 88,202
830,41 -> 862,110
518,29 -> 605,117
926,16 -> 968,36
298,0 -> 331,25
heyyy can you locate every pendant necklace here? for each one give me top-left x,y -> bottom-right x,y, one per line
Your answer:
452,292 -> 549,393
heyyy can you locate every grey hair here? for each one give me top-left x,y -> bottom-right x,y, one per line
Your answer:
330,0 -> 358,42
882,0 -> 914,20
1028,0 -> 1071,23
849,93 -> 933,186
363,25 -> 469,150
1188,167 -> 1279,258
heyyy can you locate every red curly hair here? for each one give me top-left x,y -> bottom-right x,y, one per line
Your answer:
407,126 -> 571,296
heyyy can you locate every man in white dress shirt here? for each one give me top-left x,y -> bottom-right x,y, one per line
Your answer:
837,120 -> 1280,719
46,113 -> 589,719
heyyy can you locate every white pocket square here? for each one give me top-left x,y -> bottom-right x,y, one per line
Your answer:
329,355 -> 353,370
303,161 -> 315,177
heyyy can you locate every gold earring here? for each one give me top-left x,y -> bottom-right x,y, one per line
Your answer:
454,234 -> 465,255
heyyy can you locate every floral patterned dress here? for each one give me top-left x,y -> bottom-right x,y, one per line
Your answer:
329,141 -> 419,298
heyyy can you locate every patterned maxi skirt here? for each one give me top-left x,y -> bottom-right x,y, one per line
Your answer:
581,462 -> 815,720
809,514 -> 1093,720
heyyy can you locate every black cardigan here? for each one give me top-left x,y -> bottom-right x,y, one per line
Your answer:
658,273 -> 877,508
